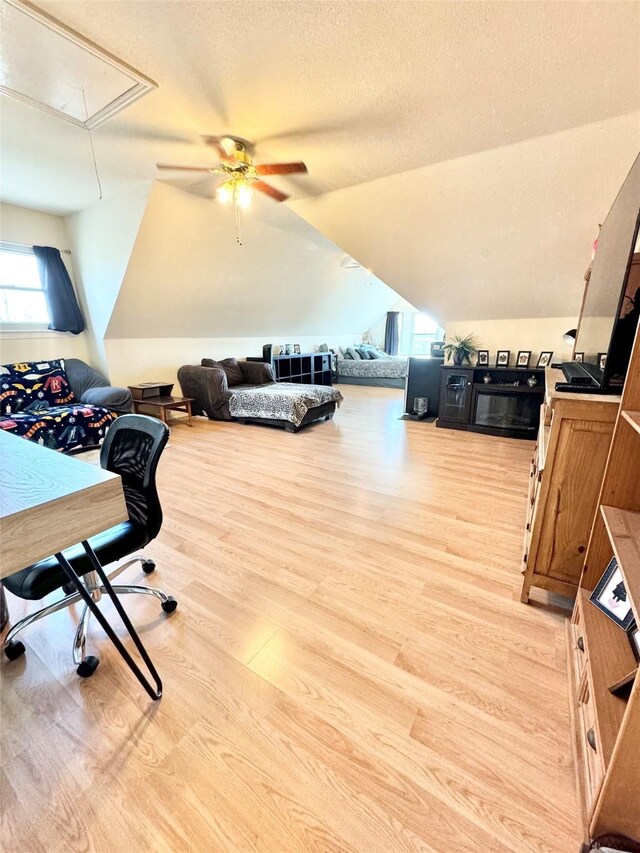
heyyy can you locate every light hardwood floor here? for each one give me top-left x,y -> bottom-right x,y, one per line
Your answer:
0,385 -> 578,852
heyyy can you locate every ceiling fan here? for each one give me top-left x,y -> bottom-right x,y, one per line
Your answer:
156,135 -> 308,205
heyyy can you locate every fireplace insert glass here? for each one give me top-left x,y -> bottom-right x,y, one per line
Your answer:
474,391 -> 537,432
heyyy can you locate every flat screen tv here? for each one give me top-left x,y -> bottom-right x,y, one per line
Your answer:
563,154 -> 640,392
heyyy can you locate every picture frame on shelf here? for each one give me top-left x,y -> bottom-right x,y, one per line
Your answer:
597,352 -> 607,370
430,342 -> 446,358
516,350 -> 531,368
496,350 -> 510,367
630,628 -> 640,662
476,350 -> 489,367
574,352 -> 584,363
293,344 -> 301,354
537,351 -> 553,368
589,556 -> 635,630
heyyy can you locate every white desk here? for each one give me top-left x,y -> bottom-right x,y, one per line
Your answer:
0,431 -> 162,698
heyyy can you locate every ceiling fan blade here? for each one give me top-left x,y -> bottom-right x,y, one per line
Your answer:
255,162 -> 308,176
253,180 -> 289,203
157,164 -> 215,172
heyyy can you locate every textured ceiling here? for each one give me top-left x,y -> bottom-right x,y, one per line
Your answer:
1,0 -> 638,214
291,113 -> 640,322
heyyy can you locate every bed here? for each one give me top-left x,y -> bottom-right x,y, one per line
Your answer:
334,355 -> 408,388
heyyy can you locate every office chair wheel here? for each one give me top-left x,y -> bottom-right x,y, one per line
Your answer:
161,596 -> 178,614
142,560 -> 156,574
77,655 -> 100,678
4,640 -> 26,661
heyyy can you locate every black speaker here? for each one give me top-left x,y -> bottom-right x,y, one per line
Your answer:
404,358 -> 442,416
262,344 -> 273,363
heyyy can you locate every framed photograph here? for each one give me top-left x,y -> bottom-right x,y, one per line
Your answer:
293,344 -> 301,354
430,341 -> 445,358
496,350 -> 510,367
476,350 -> 489,367
597,352 -> 607,370
574,352 -> 584,363
516,350 -> 531,368
537,351 -> 553,368
589,557 -> 635,630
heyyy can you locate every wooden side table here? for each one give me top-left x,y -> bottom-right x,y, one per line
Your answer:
131,395 -> 194,427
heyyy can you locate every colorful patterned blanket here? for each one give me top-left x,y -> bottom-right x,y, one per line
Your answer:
0,360 -> 117,452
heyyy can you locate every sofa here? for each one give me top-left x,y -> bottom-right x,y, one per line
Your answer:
0,358 -> 132,453
178,357 -> 342,432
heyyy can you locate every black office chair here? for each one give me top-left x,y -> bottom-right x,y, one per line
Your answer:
2,414 -> 177,677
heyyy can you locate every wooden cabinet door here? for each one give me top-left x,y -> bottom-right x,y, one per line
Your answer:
535,417 -> 614,586
439,369 -> 473,423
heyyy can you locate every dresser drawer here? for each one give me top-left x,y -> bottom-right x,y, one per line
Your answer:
571,595 -> 587,681
576,673 -> 605,813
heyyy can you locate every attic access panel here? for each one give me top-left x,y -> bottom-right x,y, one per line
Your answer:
0,0 -> 157,129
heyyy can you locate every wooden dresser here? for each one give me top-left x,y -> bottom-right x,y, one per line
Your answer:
520,371 -> 620,604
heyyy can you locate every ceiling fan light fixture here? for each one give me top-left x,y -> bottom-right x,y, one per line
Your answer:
217,181 -> 233,204
236,181 -> 253,209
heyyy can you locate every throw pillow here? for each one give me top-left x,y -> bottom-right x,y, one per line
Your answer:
338,346 -> 347,358
201,357 -> 244,386
368,349 -> 384,359
345,346 -> 361,360
355,346 -> 372,360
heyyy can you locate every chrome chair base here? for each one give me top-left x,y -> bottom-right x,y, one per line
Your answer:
3,556 -> 175,666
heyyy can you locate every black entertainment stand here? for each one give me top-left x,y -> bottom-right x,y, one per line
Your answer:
436,365 -> 545,439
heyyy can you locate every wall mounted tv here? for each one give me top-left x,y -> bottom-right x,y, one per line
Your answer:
561,154 -> 640,393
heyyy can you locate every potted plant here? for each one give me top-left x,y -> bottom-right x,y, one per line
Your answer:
443,334 -> 478,365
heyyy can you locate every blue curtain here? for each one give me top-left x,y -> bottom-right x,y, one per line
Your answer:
384,311 -> 399,355
33,246 -> 85,335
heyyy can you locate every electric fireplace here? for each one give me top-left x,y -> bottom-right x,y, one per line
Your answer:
436,365 -> 545,439
474,390 -> 538,433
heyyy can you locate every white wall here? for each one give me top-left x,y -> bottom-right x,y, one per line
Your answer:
291,113 -> 640,326
106,182 -> 401,339
105,334 -> 362,389
65,183 -> 152,373
99,181 -> 402,385
444,317 -> 578,365
0,202 -> 91,364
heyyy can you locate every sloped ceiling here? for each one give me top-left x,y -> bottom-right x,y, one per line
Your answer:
291,114 -> 640,323
1,1 -> 638,327
105,181 -> 401,339
1,1 -> 638,214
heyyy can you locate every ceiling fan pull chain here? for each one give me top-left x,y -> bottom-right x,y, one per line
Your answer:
234,196 -> 242,246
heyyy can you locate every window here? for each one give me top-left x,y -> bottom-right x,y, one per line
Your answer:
410,313 -> 440,355
398,311 -> 443,356
0,245 -> 49,325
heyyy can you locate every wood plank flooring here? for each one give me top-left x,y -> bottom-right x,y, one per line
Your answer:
0,385 -> 578,852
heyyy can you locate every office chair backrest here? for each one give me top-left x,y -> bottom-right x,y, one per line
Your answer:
100,414 -> 169,539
